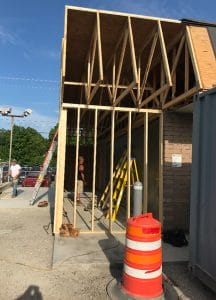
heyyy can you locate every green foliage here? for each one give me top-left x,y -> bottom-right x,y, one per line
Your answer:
0,125 -> 58,166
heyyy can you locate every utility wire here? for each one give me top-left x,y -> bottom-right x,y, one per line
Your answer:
0,76 -> 58,83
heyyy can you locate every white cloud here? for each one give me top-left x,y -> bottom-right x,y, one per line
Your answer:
0,25 -> 17,45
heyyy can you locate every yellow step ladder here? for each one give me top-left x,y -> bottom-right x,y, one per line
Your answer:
98,153 -> 139,221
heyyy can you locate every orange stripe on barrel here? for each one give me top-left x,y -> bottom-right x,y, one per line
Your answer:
125,249 -> 161,266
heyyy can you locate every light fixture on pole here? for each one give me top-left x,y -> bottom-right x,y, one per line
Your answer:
0,108 -> 32,181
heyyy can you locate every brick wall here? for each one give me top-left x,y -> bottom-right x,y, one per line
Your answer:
163,112 -> 193,231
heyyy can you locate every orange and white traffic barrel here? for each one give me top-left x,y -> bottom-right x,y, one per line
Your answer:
122,213 -> 163,299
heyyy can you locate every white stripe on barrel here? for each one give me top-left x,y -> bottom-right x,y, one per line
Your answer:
126,238 -> 161,251
124,265 -> 162,280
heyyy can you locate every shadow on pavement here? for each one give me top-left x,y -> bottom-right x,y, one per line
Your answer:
97,222 -> 124,283
17,189 -> 24,196
16,285 -> 43,300
34,190 -> 49,205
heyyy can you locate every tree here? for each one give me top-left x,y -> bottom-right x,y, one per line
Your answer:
0,125 -> 47,165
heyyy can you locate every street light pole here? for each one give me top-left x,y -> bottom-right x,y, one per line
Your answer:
0,108 -> 32,181
8,116 -> 14,181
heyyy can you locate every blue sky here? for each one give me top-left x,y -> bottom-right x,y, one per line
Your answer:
0,0 -> 215,136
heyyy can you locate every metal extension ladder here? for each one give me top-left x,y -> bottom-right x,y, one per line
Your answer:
30,128 -> 58,205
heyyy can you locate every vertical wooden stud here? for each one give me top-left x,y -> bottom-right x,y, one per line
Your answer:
143,112 -> 148,213
109,110 -> 115,232
159,113 -> 163,224
127,111 -> 132,218
73,107 -> 81,228
54,109 -> 67,233
91,109 -> 98,231
185,42 -> 189,92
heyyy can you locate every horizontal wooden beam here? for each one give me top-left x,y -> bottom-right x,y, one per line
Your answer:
163,86 -> 200,109
66,6 -> 182,24
64,81 -> 153,90
62,103 -> 162,113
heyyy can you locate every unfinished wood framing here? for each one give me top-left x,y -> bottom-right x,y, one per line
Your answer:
109,110 -> 115,232
158,113 -> 163,224
54,6 -> 216,235
73,107 -> 80,228
55,106 -> 161,234
143,112 -> 148,213
53,109 -> 67,234
63,6 -> 209,111
127,111 -> 132,219
91,109 -> 98,231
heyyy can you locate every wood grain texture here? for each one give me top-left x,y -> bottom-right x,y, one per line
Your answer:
189,26 -> 216,89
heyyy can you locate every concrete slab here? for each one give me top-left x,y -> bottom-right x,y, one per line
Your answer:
53,233 -> 125,267
53,233 -> 189,268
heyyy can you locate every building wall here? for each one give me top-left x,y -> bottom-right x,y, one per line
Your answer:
163,112 -> 193,231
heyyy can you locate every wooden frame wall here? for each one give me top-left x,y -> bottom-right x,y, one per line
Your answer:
54,7 -> 216,234
53,104 -> 162,234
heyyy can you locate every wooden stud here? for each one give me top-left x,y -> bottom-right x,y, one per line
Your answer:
91,109 -> 98,231
113,29 -> 129,103
97,12 -> 103,81
159,113 -> 163,224
53,109 -> 67,234
171,35 -> 185,77
157,21 -> 172,86
107,85 -> 113,104
128,17 -> 138,82
62,6 -> 68,77
73,107 -> 81,228
60,38 -> 66,106
139,28 -> 157,56
163,86 -> 199,109
140,84 -> 168,107
89,79 -> 102,103
127,111 -> 132,219
109,110 -> 115,232
185,42 -> 189,92
162,35 -> 185,103
130,86 -> 138,106
172,48 -> 177,98
87,55 -> 91,101
89,28 -> 97,90
115,81 -> 136,106
143,112 -> 148,213
139,33 -> 158,104
137,56 -> 141,102
150,29 -> 185,72
160,64 -> 165,103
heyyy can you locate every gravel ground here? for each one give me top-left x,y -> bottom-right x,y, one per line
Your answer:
0,203 -> 120,300
0,189 -> 216,300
